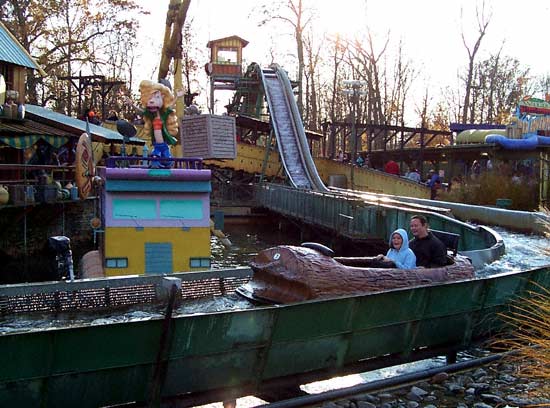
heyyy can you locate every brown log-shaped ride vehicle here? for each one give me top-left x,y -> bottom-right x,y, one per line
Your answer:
237,245 -> 474,304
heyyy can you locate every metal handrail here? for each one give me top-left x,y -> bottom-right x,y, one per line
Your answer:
105,156 -> 203,169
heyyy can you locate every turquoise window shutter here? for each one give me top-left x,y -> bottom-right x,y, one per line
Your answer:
159,199 -> 203,220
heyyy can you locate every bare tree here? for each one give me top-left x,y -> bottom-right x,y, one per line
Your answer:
387,41 -> 415,127
303,30 -> 323,132
535,74 -> 550,100
257,0 -> 315,117
416,88 -> 431,128
346,30 -> 390,149
469,54 -> 528,123
460,1 -> 491,123
324,34 -> 348,157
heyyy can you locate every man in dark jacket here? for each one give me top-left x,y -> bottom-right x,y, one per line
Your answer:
409,215 -> 447,267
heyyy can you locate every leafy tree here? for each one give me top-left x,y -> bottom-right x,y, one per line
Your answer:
2,0 -> 143,116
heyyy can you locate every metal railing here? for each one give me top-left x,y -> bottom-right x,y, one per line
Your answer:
105,156 -> 203,169
254,183 -> 504,260
0,267 -> 252,315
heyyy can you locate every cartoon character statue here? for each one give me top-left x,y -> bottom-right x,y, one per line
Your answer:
139,80 -> 179,168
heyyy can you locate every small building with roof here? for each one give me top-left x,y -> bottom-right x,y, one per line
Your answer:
206,35 -> 249,78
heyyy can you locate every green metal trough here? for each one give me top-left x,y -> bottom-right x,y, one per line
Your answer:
256,184 -> 505,268
0,265 -> 548,407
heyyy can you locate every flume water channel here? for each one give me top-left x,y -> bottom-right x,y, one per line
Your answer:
0,224 -> 548,407
211,224 -> 550,274
0,224 -> 548,335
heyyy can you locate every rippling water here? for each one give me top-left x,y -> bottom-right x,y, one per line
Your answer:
212,224 -> 550,276
1,225 -> 548,336
477,227 -> 550,276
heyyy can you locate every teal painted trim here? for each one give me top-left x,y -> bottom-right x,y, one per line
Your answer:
148,169 -> 172,177
106,180 -> 211,192
160,200 -> 203,220
105,258 -> 128,268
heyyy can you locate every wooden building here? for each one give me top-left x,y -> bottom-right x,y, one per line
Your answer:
205,35 -> 249,78
205,36 -> 249,113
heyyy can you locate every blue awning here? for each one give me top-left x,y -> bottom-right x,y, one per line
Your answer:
25,105 -> 145,145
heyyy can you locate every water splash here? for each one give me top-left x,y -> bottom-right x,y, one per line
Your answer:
477,227 -> 550,277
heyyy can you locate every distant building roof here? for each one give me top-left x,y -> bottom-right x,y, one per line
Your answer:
0,21 -> 46,76
25,105 -> 144,145
449,123 -> 506,133
207,36 -> 249,48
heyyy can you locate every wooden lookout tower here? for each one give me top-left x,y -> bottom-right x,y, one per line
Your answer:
205,35 -> 248,112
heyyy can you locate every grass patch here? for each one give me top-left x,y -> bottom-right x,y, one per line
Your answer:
439,172 -> 539,211
494,285 -> 550,398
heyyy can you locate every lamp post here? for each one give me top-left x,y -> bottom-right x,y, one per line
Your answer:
342,80 -> 367,189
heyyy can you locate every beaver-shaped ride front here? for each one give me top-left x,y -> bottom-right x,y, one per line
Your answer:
237,245 -> 474,304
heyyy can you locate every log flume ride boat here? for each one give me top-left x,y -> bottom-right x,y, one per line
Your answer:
0,262 -> 549,407
237,244 -> 475,304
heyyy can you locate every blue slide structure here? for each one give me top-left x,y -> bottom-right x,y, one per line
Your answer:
485,132 -> 550,150
484,97 -> 550,150
485,133 -> 538,150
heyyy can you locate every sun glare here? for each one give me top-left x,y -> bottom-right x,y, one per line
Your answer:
317,2 -> 367,38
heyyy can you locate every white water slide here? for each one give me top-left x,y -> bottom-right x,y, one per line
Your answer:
259,65 -> 328,192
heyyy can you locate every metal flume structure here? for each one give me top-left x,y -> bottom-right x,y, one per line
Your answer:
257,64 -> 327,192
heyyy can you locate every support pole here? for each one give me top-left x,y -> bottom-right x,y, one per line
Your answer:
148,283 -> 179,407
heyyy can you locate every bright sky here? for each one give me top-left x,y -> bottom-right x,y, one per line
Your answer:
133,0 -> 550,117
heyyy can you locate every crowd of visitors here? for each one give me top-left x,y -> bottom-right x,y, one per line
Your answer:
331,150 -> 535,201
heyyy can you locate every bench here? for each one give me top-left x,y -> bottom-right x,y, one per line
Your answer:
430,229 -> 460,257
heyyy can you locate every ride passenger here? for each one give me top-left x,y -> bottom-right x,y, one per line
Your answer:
379,228 -> 416,269
409,215 -> 447,268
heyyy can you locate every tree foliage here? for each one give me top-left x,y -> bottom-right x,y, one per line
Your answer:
2,0 -> 143,117
2,0 -> 550,146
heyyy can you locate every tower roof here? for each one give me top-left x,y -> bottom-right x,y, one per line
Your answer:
207,35 -> 249,48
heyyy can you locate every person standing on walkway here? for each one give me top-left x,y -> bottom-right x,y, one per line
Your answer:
426,169 -> 441,200
384,160 -> 400,176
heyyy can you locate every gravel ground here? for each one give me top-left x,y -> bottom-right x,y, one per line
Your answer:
328,360 -> 549,408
